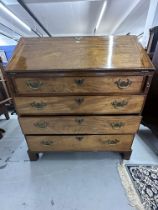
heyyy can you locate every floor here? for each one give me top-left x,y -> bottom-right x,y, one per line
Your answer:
0,114 -> 158,210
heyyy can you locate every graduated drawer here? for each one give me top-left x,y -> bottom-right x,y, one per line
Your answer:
15,95 -> 144,115
26,135 -> 134,152
14,76 -> 144,94
19,116 -> 141,134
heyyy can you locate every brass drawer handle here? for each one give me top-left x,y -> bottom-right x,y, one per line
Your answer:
75,97 -> 84,105
76,136 -> 84,141
74,79 -> 84,86
41,140 -> 53,146
26,80 -> 43,90
75,117 -> 84,124
111,100 -> 128,109
110,122 -> 125,129
34,121 -> 48,128
100,139 -> 120,145
115,79 -> 132,89
31,102 -> 47,110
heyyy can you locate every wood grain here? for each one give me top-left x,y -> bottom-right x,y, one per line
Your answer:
26,134 -> 134,152
14,95 -> 145,115
14,76 -> 144,94
5,36 -> 154,160
19,116 -> 141,134
6,36 -> 154,72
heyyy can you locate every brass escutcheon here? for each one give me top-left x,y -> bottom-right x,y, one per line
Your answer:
26,80 -> 43,90
41,140 -> 53,146
110,122 -> 125,129
115,79 -> 132,89
75,97 -> 84,105
75,117 -> 84,124
76,136 -> 84,141
34,121 -> 48,128
100,139 -> 120,145
111,100 -> 128,109
74,79 -> 84,86
31,101 -> 47,110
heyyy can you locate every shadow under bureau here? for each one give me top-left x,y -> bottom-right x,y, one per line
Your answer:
6,36 -> 154,161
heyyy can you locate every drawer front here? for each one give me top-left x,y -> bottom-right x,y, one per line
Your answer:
15,95 -> 144,115
19,116 -> 141,134
26,135 -> 134,152
14,76 -> 144,94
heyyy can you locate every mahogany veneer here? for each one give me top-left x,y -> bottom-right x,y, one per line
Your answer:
6,36 -> 154,161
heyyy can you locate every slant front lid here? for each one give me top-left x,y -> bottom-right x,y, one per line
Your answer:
6,36 -> 154,72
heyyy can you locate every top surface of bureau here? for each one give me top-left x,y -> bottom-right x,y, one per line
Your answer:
6,36 -> 154,72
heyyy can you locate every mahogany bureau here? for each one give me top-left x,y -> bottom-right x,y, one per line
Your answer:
6,36 -> 154,161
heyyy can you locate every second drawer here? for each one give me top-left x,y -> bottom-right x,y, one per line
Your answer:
15,95 -> 145,115
19,116 -> 141,134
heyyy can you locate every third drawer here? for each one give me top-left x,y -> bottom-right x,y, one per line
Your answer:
19,116 -> 141,134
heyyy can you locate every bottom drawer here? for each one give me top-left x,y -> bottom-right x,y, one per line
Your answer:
26,135 -> 134,152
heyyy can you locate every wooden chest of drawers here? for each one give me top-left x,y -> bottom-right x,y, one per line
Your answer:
6,36 -> 154,161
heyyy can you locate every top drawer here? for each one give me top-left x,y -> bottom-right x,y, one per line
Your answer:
13,76 -> 144,95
